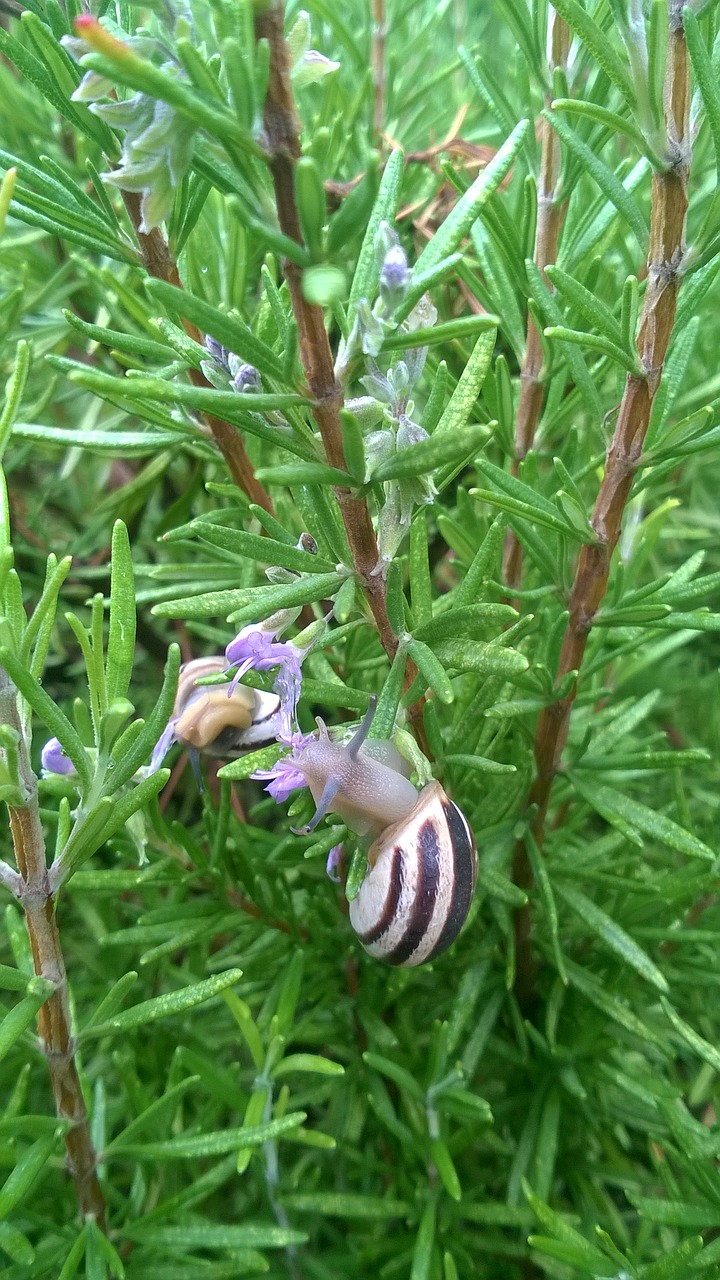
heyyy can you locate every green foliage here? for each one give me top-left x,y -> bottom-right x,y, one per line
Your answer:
0,1 -> 719,1278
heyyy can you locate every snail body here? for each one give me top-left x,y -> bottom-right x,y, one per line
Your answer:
288,701 -> 477,967
174,658 -> 282,757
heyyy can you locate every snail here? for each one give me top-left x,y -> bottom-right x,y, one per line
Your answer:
173,657 -> 282,757
288,699 -> 477,967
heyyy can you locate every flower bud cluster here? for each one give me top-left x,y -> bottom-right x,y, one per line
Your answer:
63,28 -> 195,233
202,338 -> 263,396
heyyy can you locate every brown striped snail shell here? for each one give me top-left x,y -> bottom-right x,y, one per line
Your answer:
174,657 -> 282,757
348,780 -> 477,967
289,699 -> 477,967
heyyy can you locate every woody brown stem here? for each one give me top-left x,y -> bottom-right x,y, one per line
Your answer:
3,688 -> 106,1225
512,7 -> 691,1009
503,11 -> 570,592
254,1 -> 428,749
371,0 -> 386,139
121,192 -> 275,515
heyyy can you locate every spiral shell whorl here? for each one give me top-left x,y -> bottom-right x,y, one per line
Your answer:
348,781 -> 477,967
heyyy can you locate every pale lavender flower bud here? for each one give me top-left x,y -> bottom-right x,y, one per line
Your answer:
205,335 -> 230,369
232,364 -> 262,394
380,243 -> 409,307
41,737 -> 76,776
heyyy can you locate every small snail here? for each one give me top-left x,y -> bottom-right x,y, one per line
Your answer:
288,700 -> 477,967
173,657 -> 282,757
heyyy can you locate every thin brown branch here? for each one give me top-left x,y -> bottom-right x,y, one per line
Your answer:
254,1 -> 428,751
503,11 -> 570,592
4,699 -> 106,1226
512,9 -> 692,1009
121,192 -> 275,515
371,0 -> 387,139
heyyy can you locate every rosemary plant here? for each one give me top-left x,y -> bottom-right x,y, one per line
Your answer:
0,1 -> 720,1277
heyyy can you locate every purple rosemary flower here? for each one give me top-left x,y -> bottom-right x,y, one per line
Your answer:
41,737 -> 76,776
252,757 -> 308,802
225,623 -> 306,738
251,731 -> 315,801
148,718 -> 179,775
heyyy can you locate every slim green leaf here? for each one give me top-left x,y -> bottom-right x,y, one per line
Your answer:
640,1236 -> 704,1280
661,997 -> 720,1073
545,264 -> 623,347
546,110 -> 648,250
525,832 -> 567,983
282,1193 -> 410,1219
432,638 -> 529,678
551,97 -> 658,163
0,341 -> 30,464
0,979 -> 55,1062
625,1196 -> 720,1228
110,1113 -> 307,1160
524,1183 -> 618,1273
349,148 -> 404,310
545,324 -> 641,374
13,423 -> 188,456
0,648 -> 91,789
272,1054 -> 345,1078
80,970 -> 243,1040
413,604 -> 516,644
525,260 -> 603,418
256,461 -> 354,487
370,422 -> 490,483
363,1051 -> 425,1101
381,314 -> 498,352
548,0 -> 636,107
0,1135 -> 57,1217
473,459 -> 591,541
571,774 -> 715,860
406,639 -> 454,703
106,521 -> 136,705
122,1222 -> 307,1249
556,881 -> 669,992
411,1198 -> 437,1280
435,330 -> 497,436
414,120 -> 529,275
144,279 -> 285,380
153,572 -> 345,622
170,521 -> 336,573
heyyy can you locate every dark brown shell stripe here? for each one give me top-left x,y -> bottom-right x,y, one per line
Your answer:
383,817 -> 441,965
353,789 -> 477,967
428,798 -> 478,961
354,845 -> 403,948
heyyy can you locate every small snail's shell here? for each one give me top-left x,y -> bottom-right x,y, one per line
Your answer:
174,657 -> 281,757
348,781 -> 477,967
